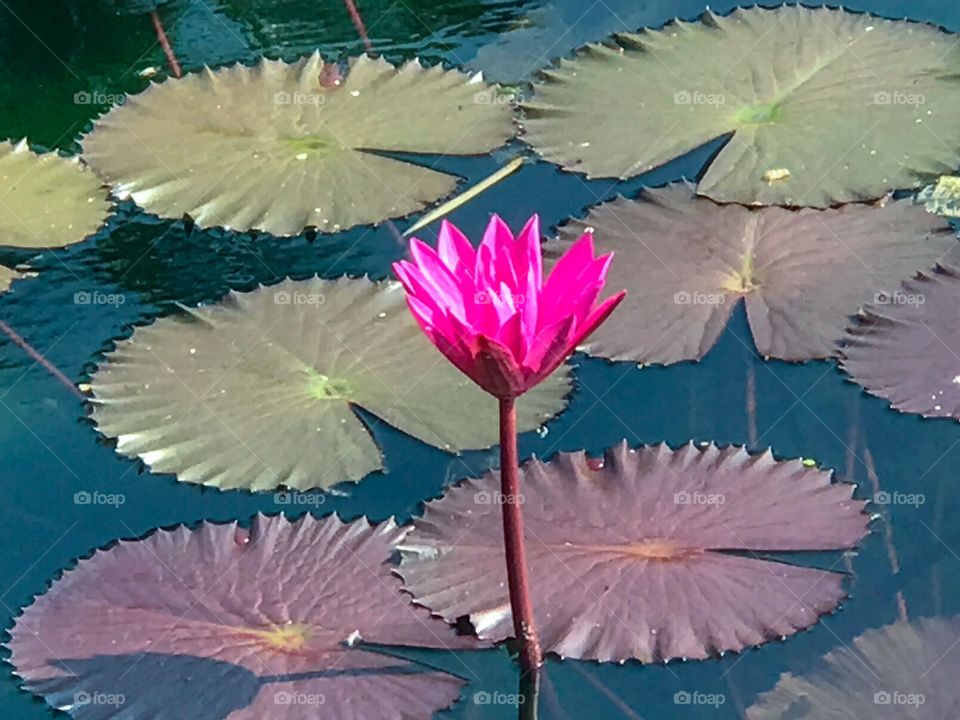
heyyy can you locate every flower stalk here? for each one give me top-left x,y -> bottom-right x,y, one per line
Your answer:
498,396 -> 542,673
392,214 -> 625,678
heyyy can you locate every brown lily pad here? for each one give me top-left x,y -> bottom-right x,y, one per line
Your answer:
748,616 -> 960,718
841,264 -> 960,420
7,514 -> 479,719
397,441 -> 869,663
546,184 -> 956,364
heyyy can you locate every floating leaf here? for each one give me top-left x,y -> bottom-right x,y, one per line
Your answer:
397,441 -> 868,663
748,616 -> 960,718
0,265 -> 29,292
546,184 -> 955,364
7,514 -> 477,719
90,276 -> 570,491
522,7 -> 960,206
0,139 -> 110,248
82,53 -> 515,235
841,264 -> 960,420
917,175 -> 960,218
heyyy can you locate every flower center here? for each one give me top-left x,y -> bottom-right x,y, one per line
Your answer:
236,623 -> 313,653
306,371 -> 353,400
284,134 -> 340,157
735,101 -> 781,125
721,250 -> 761,294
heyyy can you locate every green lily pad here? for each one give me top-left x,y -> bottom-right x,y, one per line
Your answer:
81,53 -> 516,235
917,175 -> 960,217
0,139 -> 111,248
89,276 -> 570,491
0,265 -> 28,293
522,6 -> 960,206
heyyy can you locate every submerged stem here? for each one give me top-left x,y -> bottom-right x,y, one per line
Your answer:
518,665 -> 541,720
342,0 -> 373,53
499,396 -> 543,675
149,10 -> 182,78
0,319 -> 83,400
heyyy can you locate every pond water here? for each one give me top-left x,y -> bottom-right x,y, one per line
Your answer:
1,0 -> 960,718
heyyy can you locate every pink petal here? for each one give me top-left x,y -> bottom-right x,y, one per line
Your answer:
436,220 -> 476,275
540,232 -> 598,325
568,291 -> 627,350
494,308 -> 527,361
515,215 -> 542,333
525,315 -> 576,371
474,334 -> 528,398
408,238 -> 468,311
477,215 -> 518,291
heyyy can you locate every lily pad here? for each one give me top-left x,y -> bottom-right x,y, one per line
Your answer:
7,513 -> 477,720
90,276 -> 570,491
397,440 -> 868,663
0,139 -> 111,248
0,265 -> 29,293
917,175 -> 960,218
522,6 -> 960,206
546,184 -> 956,365
81,53 -> 516,235
841,264 -> 960,420
748,616 -> 960,718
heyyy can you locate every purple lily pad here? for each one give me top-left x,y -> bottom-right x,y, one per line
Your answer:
396,441 -> 869,663
546,184 -> 955,365
841,264 -> 960,420
7,514 -> 479,719
748,616 -> 960,718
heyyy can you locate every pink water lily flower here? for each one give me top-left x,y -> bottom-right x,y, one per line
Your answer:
393,214 -> 626,400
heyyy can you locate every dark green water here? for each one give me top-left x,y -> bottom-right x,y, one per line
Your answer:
1,0 -> 959,717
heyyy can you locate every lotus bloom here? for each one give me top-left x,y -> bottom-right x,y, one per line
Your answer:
393,215 -> 625,400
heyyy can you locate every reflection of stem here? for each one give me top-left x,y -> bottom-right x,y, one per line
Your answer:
864,447 -> 901,576
539,668 -> 573,720
499,397 -> 543,674
0,319 -> 83,400
745,365 -> 757,448
724,671 -> 747,719
864,444 -> 909,621
149,10 -> 182,78
343,0 -> 373,53
568,663 -> 645,720
932,469 -> 947,615
518,667 -> 540,720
